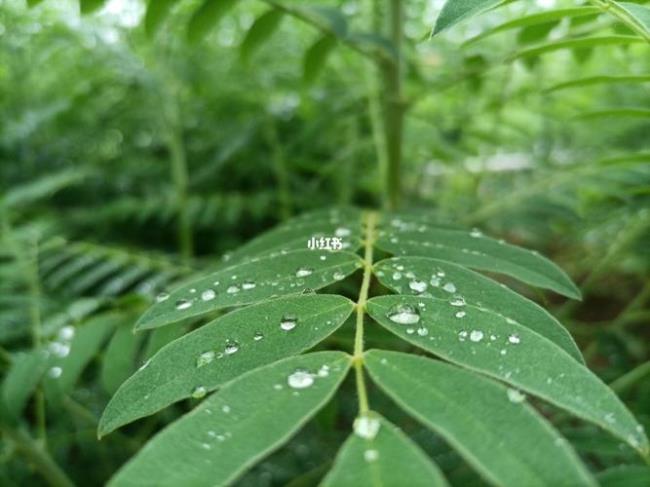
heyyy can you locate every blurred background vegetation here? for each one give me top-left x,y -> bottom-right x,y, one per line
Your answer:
1,0 -> 649,485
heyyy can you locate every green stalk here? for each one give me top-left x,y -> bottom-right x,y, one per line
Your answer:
167,125 -> 193,262
264,118 -> 293,219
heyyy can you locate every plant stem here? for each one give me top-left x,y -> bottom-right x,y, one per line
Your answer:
264,118 -> 292,219
382,0 -> 405,210
610,361 -> 650,394
2,425 -> 75,487
353,211 -> 377,414
167,126 -> 193,262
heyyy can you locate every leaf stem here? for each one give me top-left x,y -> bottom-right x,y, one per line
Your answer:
353,211 -> 377,414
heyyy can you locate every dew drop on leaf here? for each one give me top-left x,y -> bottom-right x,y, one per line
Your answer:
508,334 -> 521,345
449,295 -> 466,307
280,314 -> 297,331
287,369 -> 314,389
507,388 -> 526,403
175,299 -> 192,310
409,279 -> 428,293
226,285 -> 240,294
335,227 -> 351,237
386,304 -> 420,325
196,351 -> 215,368
469,330 -> 484,342
155,291 -> 170,302
333,271 -> 345,281
201,289 -> 216,301
443,282 -> 457,293
191,386 -> 207,399
295,267 -> 313,278
354,415 -> 381,440
253,332 -> 264,341
241,280 -> 256,290
49,366 -> 63,378
455,311 -> 466,318
417,327 -> 429,337
364,449 -> 379,462
224,340 -> 239,355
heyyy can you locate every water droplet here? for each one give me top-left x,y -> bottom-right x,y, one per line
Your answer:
406,328 -> 415,335
201,442 -> 211,450
48,366 -> 62,378
224,340 -> 239,355
604,413 -> 616,424
192,386 -> 207,399
387,304 -> 420,325
280,314 -> 297,331
449,295 -> 466,307
409,280 -> 428,293
392,271 -> 402,280
470,228 -> 483,238
189,288 -> 197,294
333,271 -> 345,280
222,405 -> 231,414
443,282 -> 457,293
201,289 -> 216,301
455,311 -> 466,318
176,299 -> 192,310
335,227 -> 351,237
469,330 -> 484,342
507,388 -> 526,403
317,365 -> 330,377
430,276 -> 441,287
417,327 -> 429,337
364,449 -> 379,462
196,351 -> 215,368
508,334 -> 521,345
253,332 -> 264,341
156,291 -> 170,302
58,326 -> 75,341
288,369 -> 314,389
226,285 -> 240,294
458,330 -> 468,341
242,280 -> 256,290
354,415 -> 380,440
295,267 -> 313,278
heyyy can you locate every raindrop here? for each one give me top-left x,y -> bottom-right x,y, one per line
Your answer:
449,295 -> 466,307
222,405 -> 231,414
470,228 -> 483,238
295,267 -> 313,278
176,299 -> 192,310
156,291 -> 170,302
354,415 -> 380,440
196,351 -> 215,368
409,280 -> 428,293
242,280 -> 256,290
455,311 -> 466,318
224,340 -> 239,355
333,271 -> 346,280
189,288 -> 197,294
507,388 -> 526,403
280,315 -> 297,331
253,332 -> 264,341
201,289 -> 216,301
604,413 -> 616,424
430,276 -> 441,287
417,327 -> 429,337
317,365 -> 330,377
443,282 -> 457,293
335,227 -> 351,237
392,272 -> 402,280
386,304 -> 420,325
48,366 -> 62,378
458,331 -> 468,341
59,326 -> 75,341
226,285 -> 240,294
469,330 -> 484,342
508,334 -> 521,345
192,386 -> 207,399
364,449 -> 379,462
287,369 -> 314,389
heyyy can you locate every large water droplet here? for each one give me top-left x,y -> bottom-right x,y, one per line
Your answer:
417,327 -> 429,337
507,388 -> 526,403
470,228 -> 483,238
364,449 -> 379,462
224,340 -> 239,355
409,280 -> 428,293
443,282 -> 457,293
48,366 -> 63,378
430,276 -> 441,287
387,304 -> 420,325
192,386 -> 207,399
287,369 -> 314,389
508,334 -> 521,345
333,271 -> 346,281
469,330 -> 484,342
201,289 -> 216,301
156,291 -> 170,302
449,295 -> 466,307
280,314 -> 297,331
58,326 -> 75,341
295,267 -> 313,278
455,311 -> 466,318
253,332 -> 264,341
354,415 -> 381,440
196,351 -> 215,368
226,285 -> 240,294
241,280 -> 256,290
176,299 -> 192,310
458,330 -> 468,341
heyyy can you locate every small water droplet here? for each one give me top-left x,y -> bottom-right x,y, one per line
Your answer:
507,388 -> 526,403
176,299 -> 192,310
417,327 -> 429,337
449,295 -> 466,307
222,405 -> 231,413
604,413 -> 616,424
508,334 -> 521,345
201,289 -> 216,301
430,276 -> 441,287
470,228 -> 483,238
354,415 -> 381,440
192,386 -> 207,399
364,449 -> 379,462
288,369 -> 314,389
156,291 -> 170,302
392,271 -> 402,280
224,340 -> 239,355
455,311 -> 466,318
409,280 -> 428,293
333,271 -> 346,280
458,330 -> 468,341
335,227 -> 351,237
253,332 -> 264,341
48,366 -> 62,378
226,285 -> 240,294
242,280 -> 256,290
317,365 -> 330,377
469,330 -> 484,342
295,267 -> 313,278
443,282 -> 457,293
386,304 -> 420,325
196,351 -> 215,368
280,314 -> 297,331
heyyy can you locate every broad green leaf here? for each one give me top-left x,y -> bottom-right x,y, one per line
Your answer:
433,0 -> 503,35
546,75 -> 650,92
2,349 -> 49,419
617,2 -> 650,35
509,36 -> 644,61
597,465 -> 650,487
136,249 -> 362,330
303,35 -> 337,85
375,217 -> 580,298
240,10 -> 284,62
463,7 -> 601,45
108,351 -> 351,486
101,322 -> 145,394
79,0 -> 106,14
322,414 -> 448,487
366,296 -> 649,455
99,295 -> 354,436
142,323 -> 189,359
187,0 -> 240,43
373,257 -> 583,362
144,0 -> 180,35
365,351 -> 597,486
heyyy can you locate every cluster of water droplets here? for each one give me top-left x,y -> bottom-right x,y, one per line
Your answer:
285,364 -> 331,391
46,325 -> 77,379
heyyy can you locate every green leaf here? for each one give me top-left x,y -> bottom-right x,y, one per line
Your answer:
240,10 -> 284,63
463,7 -> 601,45
366,296 -> 649,454
545,75 -> 650,92
136,249 -> 363,330
322,414 -> 448,486
375,217 -> 580,298
365,350 -> 597,486
2,349 -> 49,419
574,108 -> 650,120
187,0 -> 240,43
144,0 -> 180,36
293,5 -> 348,39
509,36 -> 644,61
373,257 -> 583,362
108,351 -> 351,486
79,0 -> 106,14
101,322 -> 145,394
99,295 -> 354,436
433,0 -> 503,36
617,2 -> 650,35
303,35 -> 337,85
598,465 -> 650,487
